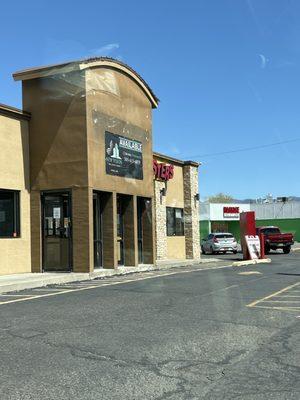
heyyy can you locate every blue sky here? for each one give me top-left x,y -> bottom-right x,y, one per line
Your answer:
1,0 -> 299,199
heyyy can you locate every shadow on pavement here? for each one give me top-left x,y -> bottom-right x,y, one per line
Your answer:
276,273 -> 300,276
201,254 -> 243,262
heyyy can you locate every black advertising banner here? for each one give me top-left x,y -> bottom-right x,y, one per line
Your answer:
105,131 -> 143,180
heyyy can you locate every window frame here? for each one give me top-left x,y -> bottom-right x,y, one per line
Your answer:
166,206 -> 185,237
260,227 -> 280,235
0,189 -> 20,239
215,233 -> 234,239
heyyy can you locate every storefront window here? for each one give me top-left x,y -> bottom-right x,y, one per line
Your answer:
166,207 -> 184,236
0,190 -> 20,238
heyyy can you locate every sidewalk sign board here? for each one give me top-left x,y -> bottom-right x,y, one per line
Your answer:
245,235 -> 261,260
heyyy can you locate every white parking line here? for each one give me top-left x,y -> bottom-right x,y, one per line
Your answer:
262,300 -> 300,303
33,288 -> 65,291
247,281 -> 300,313
0,264 -> 233,306
0,294 -> 35,297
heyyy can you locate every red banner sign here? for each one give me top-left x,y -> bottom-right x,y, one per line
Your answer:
223,206 -> 239,218
153,160 -> 174,181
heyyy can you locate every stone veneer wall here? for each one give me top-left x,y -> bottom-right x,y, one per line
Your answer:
183,165 -> 201,259
154,180 -> 167,260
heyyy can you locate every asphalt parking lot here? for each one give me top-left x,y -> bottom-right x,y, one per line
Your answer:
201,246 -> 299,262
0,252 -> 299,399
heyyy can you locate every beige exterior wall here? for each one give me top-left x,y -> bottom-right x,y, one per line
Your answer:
0,59 -> 199,274
153,154 -> 200,262
86,68 -> 153,197
154,157 -> 184,208
0,115 -> 31,275
22,71 -> 88,273
153,156 -> 186,260
21,63 -> 156,272
183,165 -> 201,260
154,180 -> 167,260
85,67 -> 155,268
166,165 -> 184,208
167,236 -> 186,259
22,72 -> 88,191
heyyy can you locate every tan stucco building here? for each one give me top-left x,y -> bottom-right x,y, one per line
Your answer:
0,58 -> 200,275
0,104 -> 31,275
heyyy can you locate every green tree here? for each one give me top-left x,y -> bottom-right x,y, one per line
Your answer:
207,193 -> 234,203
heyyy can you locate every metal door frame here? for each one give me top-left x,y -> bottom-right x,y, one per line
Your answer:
41,189 -> 73,272
117,194 -> 125,266
137,197 -> 144,264
93,191 -> 103,269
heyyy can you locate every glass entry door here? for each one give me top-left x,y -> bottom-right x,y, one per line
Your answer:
137,198 -> 144,264
93,192 -> 103,268
117,195 -> 124,266
137,197 -> 152,264
42,192 -> 72,272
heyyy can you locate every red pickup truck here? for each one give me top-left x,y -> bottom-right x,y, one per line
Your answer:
256,226 -> 294,254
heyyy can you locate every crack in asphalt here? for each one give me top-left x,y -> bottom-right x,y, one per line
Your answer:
202,322 -> 300,399
1,255 -> 300,400
3,319 -> 298,399
13,335 -> 250,399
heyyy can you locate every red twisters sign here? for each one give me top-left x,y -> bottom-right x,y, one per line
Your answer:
153,160 -> 174,181
223,206 -> 239,218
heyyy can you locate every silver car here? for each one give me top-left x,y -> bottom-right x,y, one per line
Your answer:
201,233 -> 238,254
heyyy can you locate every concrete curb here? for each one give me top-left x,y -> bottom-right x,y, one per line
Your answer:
155,258 -> 219,268
0,268 -> 158,295
232,258 -> 271,267
0,273 -> 90,295
291,247 -> 300,252
0,259 -> 224,295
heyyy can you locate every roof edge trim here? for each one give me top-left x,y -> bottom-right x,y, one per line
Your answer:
12,57 -> 159,108
0,103 -> 31,121
153,151 -> 201,167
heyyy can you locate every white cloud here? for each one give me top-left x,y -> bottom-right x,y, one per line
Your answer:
89,43 -> 120,56
258,53 -> 269,69
42,40 -> 121,66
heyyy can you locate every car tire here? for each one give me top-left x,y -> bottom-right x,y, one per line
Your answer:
201,246 -> 206,255
233,250 -> 237,254
265,244 -> 270,254
283,246 -> 291,254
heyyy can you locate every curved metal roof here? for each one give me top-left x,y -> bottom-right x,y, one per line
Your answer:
13,57 -> 159,108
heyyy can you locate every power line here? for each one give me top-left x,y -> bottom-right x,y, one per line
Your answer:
180,137 -> 300,160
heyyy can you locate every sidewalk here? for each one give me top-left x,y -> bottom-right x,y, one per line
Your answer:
0,258 -> 221,295
292,241 -> 300,252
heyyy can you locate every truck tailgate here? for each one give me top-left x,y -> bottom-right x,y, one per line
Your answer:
267,233 -> 293,243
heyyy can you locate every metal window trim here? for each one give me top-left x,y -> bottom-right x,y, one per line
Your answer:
0,189 -> 21,238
